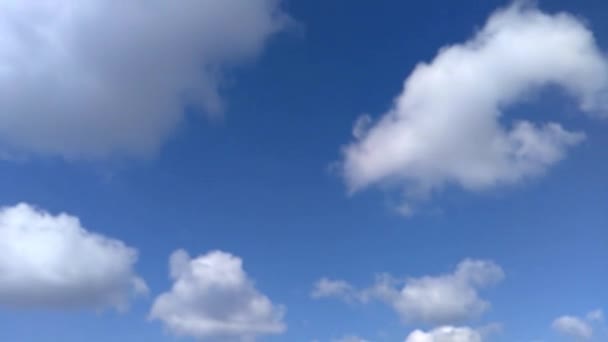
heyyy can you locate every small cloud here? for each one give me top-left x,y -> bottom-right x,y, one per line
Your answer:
587,309 -> 604,322
150,250 -> 286,341
312,259 -> 504,325
552,316 -> 593,340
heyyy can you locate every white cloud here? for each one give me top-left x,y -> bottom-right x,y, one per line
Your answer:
552,309 -> 604,340
150,250 -> 286,341
552,316 -> 593,340
341,2 -> 608,207
404,326 -> 482,342
311,278 -> 359,302
313,259 -> 504,325
375,259 -> 503,324
0,203 -> 147,310
0,0 -> 288,159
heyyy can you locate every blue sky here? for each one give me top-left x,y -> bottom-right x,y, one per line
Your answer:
0,1 -> 606,341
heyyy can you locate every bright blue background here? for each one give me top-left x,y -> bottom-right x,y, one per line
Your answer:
0,0 -> 606,341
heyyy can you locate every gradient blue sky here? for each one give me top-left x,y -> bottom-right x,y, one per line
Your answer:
0,1 -> 606,341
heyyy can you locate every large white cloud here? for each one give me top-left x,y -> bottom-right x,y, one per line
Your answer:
312,259 -> 504,325
0,203 -> 147,310
341,2 -> 608,207
404,326 -> 482,342
0,0 -> 288,159
150,250 -> 286,341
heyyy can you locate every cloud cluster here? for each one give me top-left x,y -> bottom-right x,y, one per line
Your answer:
0,0 -> 288,159
150,250 -> 286,341
0,209 -> 287,340
312,259 -> 504,325
341,2 -> 608,207
0,2 -> 604,342
0,203 -> 147,310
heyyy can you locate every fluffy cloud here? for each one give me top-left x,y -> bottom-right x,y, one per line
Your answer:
0,203 -> 147,310
150,250 -> 286,341
0,0 -> 288,159
552,309 -> 604,340
552,316 -> 592,340
313,259 -> 503,325
341,2 -> 608,207
373,260 -> 503,324
404,326 -> 482,342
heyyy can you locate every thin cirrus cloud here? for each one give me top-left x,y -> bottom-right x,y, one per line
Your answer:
312,259 -> 504,325
150,249 -> 286,342
586,309 -> 605,322
0,0 -> 289,159
340,2 -> 608,209
0,203 -> 147,311
311,278 -> 359,303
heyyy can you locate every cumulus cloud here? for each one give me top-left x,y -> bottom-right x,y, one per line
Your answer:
150,250 -> 286,341
552,309 -> 604,340
373,260 -> 503,324
313,259 -> 503,325
404,326 -> 482,342
0,203 -> 147,310
341,2 -> 608,207
0,0 -> 288,159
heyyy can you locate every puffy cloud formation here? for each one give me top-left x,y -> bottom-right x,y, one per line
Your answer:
552,309 -> 603,340
312,259 -> 504,325
341,2 -> 608,206
0,0 -> 288,159
150,250 -> 286,341
0,203 -> 147,310
404,326 -> 482,342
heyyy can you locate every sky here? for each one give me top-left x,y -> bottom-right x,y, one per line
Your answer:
0,1 -> 606,342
